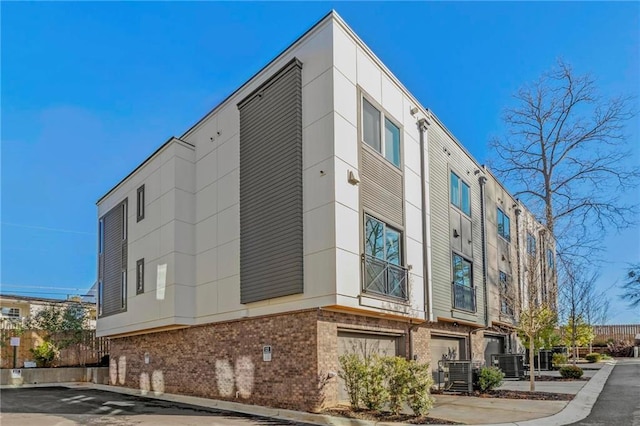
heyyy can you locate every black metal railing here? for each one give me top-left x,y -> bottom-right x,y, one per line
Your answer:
452,282 -> 476,312
364,255 -> 408,300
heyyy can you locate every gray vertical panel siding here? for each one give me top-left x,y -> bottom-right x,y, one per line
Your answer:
428,124 -> 484,320
100,200 -> 127,317
361,146 -> 403,226
238,59 -> 303,304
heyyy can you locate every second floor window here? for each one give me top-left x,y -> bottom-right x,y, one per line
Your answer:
527,233 -> 536,256
499,271 -> 514,316
1,307 -> 20,318
547,248 -> 555,269
136,258 -> 145,295
452,253 -> 475,312
362,98 -> 401,168
450,172 -> 471,216
497,208 -> 510,241
137,184 -> 145,222
364,215 -> 407,299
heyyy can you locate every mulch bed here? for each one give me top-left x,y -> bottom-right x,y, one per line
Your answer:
322,407 -> 462,425
523,375 -> 588,381
431,388 -> 574,401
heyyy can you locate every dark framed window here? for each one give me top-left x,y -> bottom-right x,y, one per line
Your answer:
1,307 -> 20,318
527,233 -> 536,256
363,214 -> 407,299
122,201 -> 127,240
362,97 -> 401,168
137,185 -> 145,222
547,249 -> 555,269
98,281 -> 103,316
121,271 -> 127,308
136,258 -> 145,294
98,219 -> 104,254
497,208 -> 511,242
450,171 -> 471,216
499,271 -> 513,316
452,253 -> 476,312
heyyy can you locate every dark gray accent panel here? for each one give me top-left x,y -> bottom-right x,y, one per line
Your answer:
99,199 -> 127,316
361,146 -> 403,226
238,58 -> 303,304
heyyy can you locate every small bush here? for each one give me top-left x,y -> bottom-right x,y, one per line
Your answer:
361,355 -> 388,411
559,365 -> 584,379
585,353 -> 601,363
384,357 -> 411,415
477,366 -> 505,392
606,340 -> 633,357
600,353 -> 613,360
552,353 -> 568,368
338,353 -> 366,409
406,361 -> 434,416
30,341 -> 58,367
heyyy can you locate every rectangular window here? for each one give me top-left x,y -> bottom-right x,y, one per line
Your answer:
1,307 -> 20,318
452,253 -> 475,311
364,215 -> 407,299
122,202 -> 127,240
98,281 -> 103,316
362,98 -> 401,167
121,271 -> 127,308
527,233 -> 536,256
137,185 -> 145,222
98,219 -> 104,254
450,172 -> 471,216
136,258 -> 144,294
499,271 -> 513,316
547,249 -> 555,269
497,208 -> 511,241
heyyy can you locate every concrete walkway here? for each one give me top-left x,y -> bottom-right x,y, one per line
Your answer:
1,361 -> 617,426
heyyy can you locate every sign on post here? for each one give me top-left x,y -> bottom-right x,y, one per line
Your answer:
10,337 -> 20,347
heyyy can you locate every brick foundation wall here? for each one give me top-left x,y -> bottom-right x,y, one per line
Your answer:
109,310 -> 321,411
108,308 -> 483,411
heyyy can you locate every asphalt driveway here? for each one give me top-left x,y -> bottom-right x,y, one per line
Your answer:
0,386 -> 313,426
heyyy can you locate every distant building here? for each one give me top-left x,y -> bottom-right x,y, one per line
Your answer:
0,294 -> 97,329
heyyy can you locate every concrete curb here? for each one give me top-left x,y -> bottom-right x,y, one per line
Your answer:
2,361 -> 616,426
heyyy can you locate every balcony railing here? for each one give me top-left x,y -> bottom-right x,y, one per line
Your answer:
452,282 -> 476,312
363,255 -> 408,300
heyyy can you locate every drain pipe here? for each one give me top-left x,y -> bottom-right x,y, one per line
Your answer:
418,116 -> 433,322
479,174 -> 489,327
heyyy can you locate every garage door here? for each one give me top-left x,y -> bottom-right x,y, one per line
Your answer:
337,331 -> 402,402
484,335 -> 505,366
430,336 -> 465,378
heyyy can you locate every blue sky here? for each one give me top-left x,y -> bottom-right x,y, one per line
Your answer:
2,2 -> 638,322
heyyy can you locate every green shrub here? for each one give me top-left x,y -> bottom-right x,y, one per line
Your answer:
361,355 -> 388,411
384,357 -> 412,415
600,353 -> 613,360
477,366 -> 505,392
406,361 -> 434,416
559,365 -> 584,379
585,353 -> 601,363
30,341 -> 58,367
338,353 -> 366,409
552,353 -> 568,367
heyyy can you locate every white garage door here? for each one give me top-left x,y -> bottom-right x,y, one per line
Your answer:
337,331 -> 401,402
430,336 -> 466,374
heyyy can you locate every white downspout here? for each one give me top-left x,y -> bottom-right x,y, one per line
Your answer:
418,116 -> 434,322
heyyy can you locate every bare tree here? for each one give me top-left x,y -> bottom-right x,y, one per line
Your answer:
514,251 -> 557,391
620,263 -> 640,309
489,59 -> 638,262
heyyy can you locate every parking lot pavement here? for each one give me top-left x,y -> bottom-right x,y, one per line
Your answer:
0,386 -> 313,426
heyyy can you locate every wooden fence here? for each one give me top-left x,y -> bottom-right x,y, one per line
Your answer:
593,324 -> 640,344
0,326 -> 109,369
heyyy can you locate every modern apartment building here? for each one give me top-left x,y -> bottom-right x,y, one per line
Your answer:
96,11 -> 555,410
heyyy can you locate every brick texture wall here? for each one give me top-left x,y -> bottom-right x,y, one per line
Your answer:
109,310 -> 321,411
109,308 -> 487,411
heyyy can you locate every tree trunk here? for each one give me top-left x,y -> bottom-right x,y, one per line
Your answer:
529,338 -> 536,392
